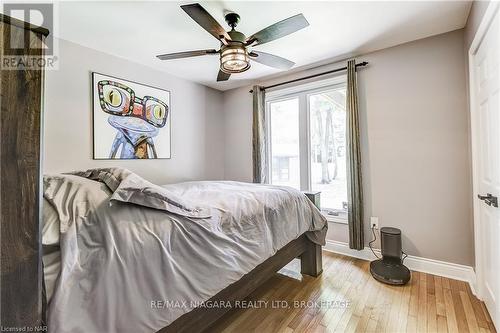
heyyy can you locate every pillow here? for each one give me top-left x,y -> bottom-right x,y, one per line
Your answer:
69,167 -> 130,192
69,168 -> 211,219
110,172 -> 212,218
42,198 -> 60,247
43,174 -> 112,234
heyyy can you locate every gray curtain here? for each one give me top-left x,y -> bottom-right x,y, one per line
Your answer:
252,85 -> 268,183
346,59 -> 364,250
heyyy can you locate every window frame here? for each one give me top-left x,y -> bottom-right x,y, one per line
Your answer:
265,75 -> 348,224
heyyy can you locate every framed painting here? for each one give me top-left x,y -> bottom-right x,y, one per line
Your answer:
92,72 -> 171,159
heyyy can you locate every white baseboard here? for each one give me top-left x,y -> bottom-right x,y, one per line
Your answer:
324,240 -> 477,296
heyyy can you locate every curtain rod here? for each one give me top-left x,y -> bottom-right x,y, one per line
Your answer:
249,61 -> 368,93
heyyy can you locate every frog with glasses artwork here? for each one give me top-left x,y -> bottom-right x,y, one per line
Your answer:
92,73 -> 170,159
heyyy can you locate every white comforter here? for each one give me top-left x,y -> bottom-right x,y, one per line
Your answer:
43,169 -> 327,333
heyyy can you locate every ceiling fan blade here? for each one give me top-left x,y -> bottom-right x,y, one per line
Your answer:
249,51 -> 295,70
217,70 -> 231,82
246,14 -> 309,46
157,49 -> 218,60
181,3 -> 231,43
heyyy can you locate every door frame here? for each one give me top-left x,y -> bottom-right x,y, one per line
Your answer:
468,0 -> 500,302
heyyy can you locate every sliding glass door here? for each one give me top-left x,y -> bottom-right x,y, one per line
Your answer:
267,78 -> 348,220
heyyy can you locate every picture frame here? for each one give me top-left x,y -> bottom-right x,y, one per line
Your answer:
92,72 -> 171,159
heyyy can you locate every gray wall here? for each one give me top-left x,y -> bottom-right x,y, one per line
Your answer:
222,29 -> 474,266
44,38 -> 225,184
45,30 -> 475,266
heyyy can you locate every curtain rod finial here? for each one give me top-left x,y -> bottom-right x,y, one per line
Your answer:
249,86 -> 265,93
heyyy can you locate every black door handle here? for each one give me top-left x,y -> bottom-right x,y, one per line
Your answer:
478,193 -> 498,208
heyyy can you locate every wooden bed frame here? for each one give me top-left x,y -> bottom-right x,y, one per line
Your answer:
0,14 -> 323,333
160,233 -> 322,333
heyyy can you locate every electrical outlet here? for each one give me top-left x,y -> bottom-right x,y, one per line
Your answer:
370,217 -> 379,229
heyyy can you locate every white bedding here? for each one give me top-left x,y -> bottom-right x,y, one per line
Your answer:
43,169 -> 327,333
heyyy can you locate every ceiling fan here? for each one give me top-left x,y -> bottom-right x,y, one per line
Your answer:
156,3 -> 309,82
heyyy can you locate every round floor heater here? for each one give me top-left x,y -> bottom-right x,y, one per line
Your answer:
369,227 -> 411,285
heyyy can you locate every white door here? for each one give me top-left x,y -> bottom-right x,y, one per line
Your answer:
470,3 -> 500,329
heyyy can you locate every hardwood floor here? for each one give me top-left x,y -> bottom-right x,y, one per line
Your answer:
207,251 -> 496,333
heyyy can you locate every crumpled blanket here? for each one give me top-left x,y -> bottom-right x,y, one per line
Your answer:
44,168 -> 327,333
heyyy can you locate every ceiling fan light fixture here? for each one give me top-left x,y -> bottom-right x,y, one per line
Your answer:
220,45 -> 250,74
158,4 -> 308,81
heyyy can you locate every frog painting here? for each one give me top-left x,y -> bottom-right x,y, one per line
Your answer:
92,72 -> 171,159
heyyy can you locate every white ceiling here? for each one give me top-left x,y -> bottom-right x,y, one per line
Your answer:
55,1 -> 471,91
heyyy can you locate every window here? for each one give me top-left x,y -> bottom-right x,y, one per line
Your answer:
272,157 -> 290,182
269,98 -> 300,188
267,77 -> 348,222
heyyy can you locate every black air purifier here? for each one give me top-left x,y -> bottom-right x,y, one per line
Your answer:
369,227 -> 411,285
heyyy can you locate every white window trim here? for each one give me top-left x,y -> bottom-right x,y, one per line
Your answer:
266,75 -> 348,217
265,75 -> 347,100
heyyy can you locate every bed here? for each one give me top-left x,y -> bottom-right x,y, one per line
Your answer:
42,168 -> 327,332
0,15 -> 326,332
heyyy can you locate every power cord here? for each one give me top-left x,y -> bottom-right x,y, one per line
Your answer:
402,251 -> 408,264
368,226 -> 380,259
